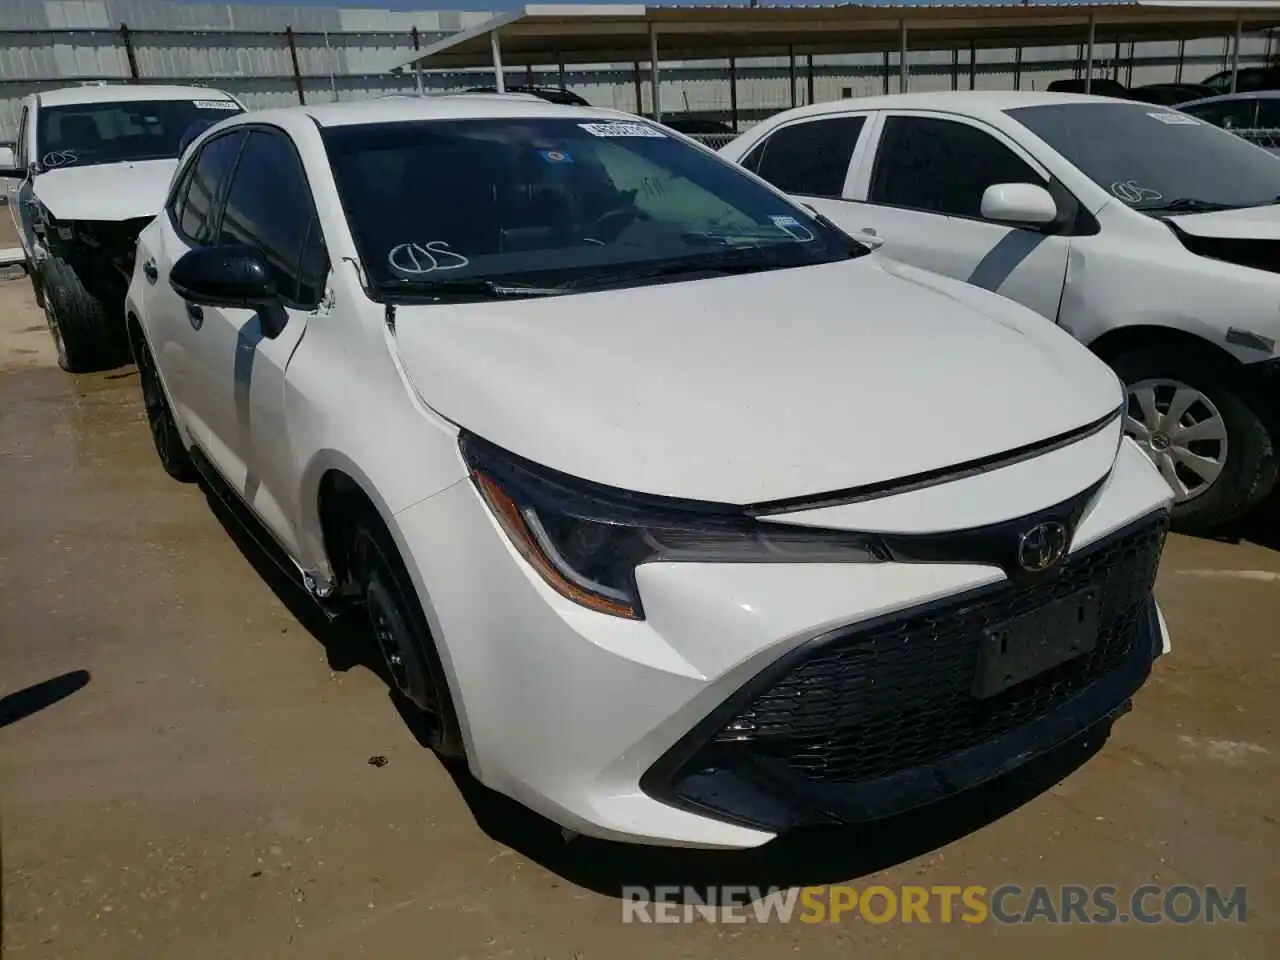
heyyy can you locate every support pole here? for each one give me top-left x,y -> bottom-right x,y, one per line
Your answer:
951,46 -> 959,91
490,28 -> 505,93
1176,37 -> 1185,83
1013,44 -> 1022,90
286,25 -> 305,104
807,53 -> 815,105
789,45 -> 797,107
969,39 -> 976,89
648,23 -> 661,121
633,61 -> 644,114
898,19 -> 909,93
1112,38 -> 1121,82
882,51 -> 890,95
526,62 -> 534,88
1231,17 -> 1243,92
120,23 -> 140,80
728,54 -> 739,132
411,26 -> 423,94
1084,13 -> 1096,94
557,53 -> 566,91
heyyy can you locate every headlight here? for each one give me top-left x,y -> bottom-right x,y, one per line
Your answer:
460,433 -> 887,620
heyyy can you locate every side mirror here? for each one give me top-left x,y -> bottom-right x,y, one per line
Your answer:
170,245 -> 276,308
980,182 -> 1059,227
0,145 -> 23,178
170,245 -> 289,338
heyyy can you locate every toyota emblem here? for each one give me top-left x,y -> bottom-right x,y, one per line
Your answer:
1017,521 -> 1069,573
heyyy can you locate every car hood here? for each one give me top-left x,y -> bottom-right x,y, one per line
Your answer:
1165,204 -> 1280,240
393,256 -> 1122,504
32,159 -> 178,222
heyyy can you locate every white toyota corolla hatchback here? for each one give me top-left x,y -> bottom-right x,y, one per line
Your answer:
721,91 -> 1280,534
126,95 -> 1173,848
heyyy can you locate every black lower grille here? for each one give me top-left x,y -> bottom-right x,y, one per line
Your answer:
644,511 -> 1168,829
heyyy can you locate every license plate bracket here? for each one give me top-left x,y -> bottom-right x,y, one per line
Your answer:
973,587 -> 1101,699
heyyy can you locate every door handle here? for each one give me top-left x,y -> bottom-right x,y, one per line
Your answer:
185,302 -> 204,330
142,258 -> 158,284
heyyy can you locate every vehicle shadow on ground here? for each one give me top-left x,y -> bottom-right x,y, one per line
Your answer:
1196,490 -> 1280,553
198,480 -> 1117,897
0,670 -> 90,730
200,488 -> 439,741
441,721 -> 1113,898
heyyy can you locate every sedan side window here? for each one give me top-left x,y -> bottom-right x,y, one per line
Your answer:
1184,100 -> 1258,130
749,116 -> 866,197
175,130 -> 246,245
869,116 -> 1043,219
217,129 -> 328,309
1255,99 -> 1280,129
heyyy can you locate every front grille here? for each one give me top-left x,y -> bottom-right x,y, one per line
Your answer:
697,513 -> 1168,786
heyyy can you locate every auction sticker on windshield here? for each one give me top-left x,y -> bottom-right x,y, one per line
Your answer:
193,100 -> 240,110
579,122 -> 666,138
1147,112 -> 1199,125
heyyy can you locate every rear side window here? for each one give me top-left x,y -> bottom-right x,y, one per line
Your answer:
217,129 -> 328,309
746,116 -> 865,197
174,130 -> 246,244
869,116 -> 1043,218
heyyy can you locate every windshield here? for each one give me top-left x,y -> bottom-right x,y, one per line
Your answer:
1007,101 -> 1280,213
321,117 -> 861,299
36,99 -> 243,169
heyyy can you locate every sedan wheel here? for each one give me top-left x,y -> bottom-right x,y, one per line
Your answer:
1125,378 -> 1226,503
1111,345 -> 1277,535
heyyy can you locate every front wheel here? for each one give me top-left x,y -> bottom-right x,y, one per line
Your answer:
350,517 -> 465,761
1113,346 -> 1277,534
41,257 -> 126,373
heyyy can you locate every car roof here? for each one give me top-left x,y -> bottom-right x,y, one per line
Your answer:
756,89 -> 1143,124
271,93 -> 631,128
1178,89 -> 1280,107
36,83 -> 238,107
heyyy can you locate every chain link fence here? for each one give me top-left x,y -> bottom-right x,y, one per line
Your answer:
1235,128 -> 1280,151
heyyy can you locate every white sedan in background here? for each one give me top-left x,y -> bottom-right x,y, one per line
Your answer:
126,95 -> 1172,848
722,91 -> 1280,533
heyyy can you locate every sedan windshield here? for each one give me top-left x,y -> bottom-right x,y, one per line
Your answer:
321,117 -> 862,299
37,99 -> 244,169
1007,101 -> 1280,213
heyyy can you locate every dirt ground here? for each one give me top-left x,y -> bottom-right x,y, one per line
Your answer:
0,272 -> 1277,959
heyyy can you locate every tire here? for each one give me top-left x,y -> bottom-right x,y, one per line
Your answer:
29,263 -> 46,310
349,514 -> 465,761
130,321 -> 197,483
1112,345 -> 1278,535
40,256 -> 126,373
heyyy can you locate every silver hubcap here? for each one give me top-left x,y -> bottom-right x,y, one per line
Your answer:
1125,378 -> 1227,503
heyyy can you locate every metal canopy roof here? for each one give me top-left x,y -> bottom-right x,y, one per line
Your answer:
389,2 -> 1280,71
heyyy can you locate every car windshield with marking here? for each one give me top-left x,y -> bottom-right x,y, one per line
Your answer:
1007,101 -> 1280,214
36,99 -> 243,170
320,117 -> 864,301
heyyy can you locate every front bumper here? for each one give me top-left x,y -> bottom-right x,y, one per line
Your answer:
641,513 -> 1166,833
393,438 -> 1174,849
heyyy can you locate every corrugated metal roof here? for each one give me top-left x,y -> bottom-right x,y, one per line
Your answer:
390,1 -> 1280,71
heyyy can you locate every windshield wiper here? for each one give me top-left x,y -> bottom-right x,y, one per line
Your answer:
381,277 -> 568,300
1136,197 -> 1236,213
562,247 -> 811,291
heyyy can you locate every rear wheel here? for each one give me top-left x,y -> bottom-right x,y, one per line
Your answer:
131,322 -> 196,483
41,257 -> 125,373
1113,345 -> 1277,534
349,516 -> 465,761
